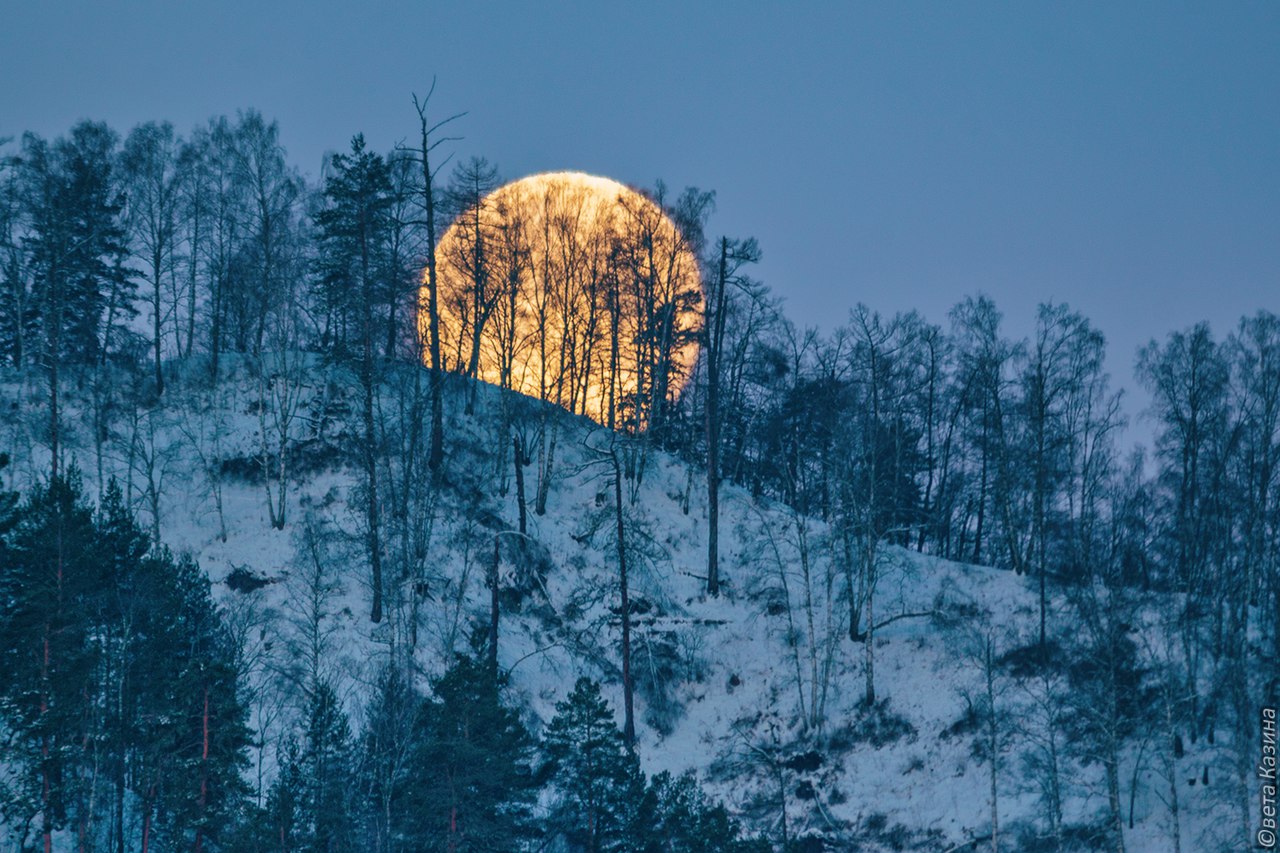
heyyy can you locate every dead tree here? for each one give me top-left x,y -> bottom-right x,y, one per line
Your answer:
408,84 -> 464,475
704,235 -> 760,596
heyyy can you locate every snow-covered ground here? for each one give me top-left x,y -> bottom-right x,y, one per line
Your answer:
0,360 -> 1241,851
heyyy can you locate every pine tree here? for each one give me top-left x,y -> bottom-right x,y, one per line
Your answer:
300,682 -> 356,853
543,677 -> 642,853
0,467 -> 105,850
126,548 -> 250,852
634,770 -> 760,853
314,133 -> 394,623
263,739 -> 306,852
0,453 -> 17,545
19,123 -> 132,475
0,471 -> 250,851
397,655 -> 536,851
167,554 -> 251,852
0,159 -> 34,367
314,133 -> 394,359
95,478 -> 155,853
359,665 -> 419,853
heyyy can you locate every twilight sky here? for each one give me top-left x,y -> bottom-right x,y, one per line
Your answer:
3,2 -> 1278,437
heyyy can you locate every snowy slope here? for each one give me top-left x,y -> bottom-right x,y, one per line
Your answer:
0,360 -> 1239,851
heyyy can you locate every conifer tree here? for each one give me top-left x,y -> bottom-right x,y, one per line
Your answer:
95,478 -> 154,853
0,453 -> 17,546
311,683 -> 356,851
398,655 -> 536,851
134,550 -> 250,852
315,133 -> 394,623
634,771 -> 760,853
280,681 -> 356,853
0,467 -> 104,850
20,123 -> 131,475
263,739 -> 306,852
543,677 -> 642,853
0,159 -> 33,368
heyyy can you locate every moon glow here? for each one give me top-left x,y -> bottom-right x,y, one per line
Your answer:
428,171 -> 703,430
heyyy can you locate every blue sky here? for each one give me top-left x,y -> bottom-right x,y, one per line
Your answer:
3,1 -> 1277,437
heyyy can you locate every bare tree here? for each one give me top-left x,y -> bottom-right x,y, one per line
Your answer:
703,235 -> 759,596
442,156 -> 500,413
119,400 -> 177,543
1012,649 -> 1069,851
408,84 -> 464,474
949,296 -> 1022,571
256,345 -> 308,531
1067,575 -> 1140,853
201,117 -> 244,383
121,121 -> 185,396
1020,303 -> 1112,647
1136,323 -> 1233,743
750,499 -> 841,734
175,382 -> 235,542
229,111 -> 301,358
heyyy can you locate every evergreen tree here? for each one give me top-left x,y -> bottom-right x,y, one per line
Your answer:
19,123 -> 132,475
302,682 -> 356,852
634,770 -> 759,853
21,122 -> 132,364
0,453 -> 18,546
314,133 -> 394,359
0,157 -> 34,368
397,655 -> 536,851
543,677 -> 642,853
314,133 -> 395,623
259,683 -> 355,853
95,478 -> 156,853
262,739 -> 306,852
0,472 -> 250,851
150,551 -> 251,852
0,467 -> 105,849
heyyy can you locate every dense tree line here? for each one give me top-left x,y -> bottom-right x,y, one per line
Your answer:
0,461 -> 248,853
1,109 -> 1276,851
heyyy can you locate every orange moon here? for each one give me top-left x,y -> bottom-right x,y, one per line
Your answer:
428,171 -> 702,429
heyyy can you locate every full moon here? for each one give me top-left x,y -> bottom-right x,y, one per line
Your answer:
427,171 -> 703,430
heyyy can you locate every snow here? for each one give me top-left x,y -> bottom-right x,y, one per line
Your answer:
0,361 -> 1242,851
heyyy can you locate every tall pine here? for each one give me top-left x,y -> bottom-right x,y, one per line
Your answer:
543,677 -> 642,853
397,655 -> 536,851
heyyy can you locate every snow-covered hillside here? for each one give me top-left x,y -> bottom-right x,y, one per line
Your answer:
0,359 -> 1242,851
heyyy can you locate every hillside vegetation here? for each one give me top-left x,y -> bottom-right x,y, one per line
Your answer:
1,113 -> 1276,852
0,360 -> 1255,851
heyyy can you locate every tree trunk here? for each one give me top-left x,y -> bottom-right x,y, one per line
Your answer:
363,238 -> 383,623
414,93 -> 446,474
513,436 -> 527,535
536,420 -> 557,516
705,239 -> 728,596
987,641 -> 999,853
140,786 -> 154,853
482,535 -> 500,684
195,686 -> 209,853
611,446 -> 635,746
208,267 -> 223,383
153,258 -> 164,396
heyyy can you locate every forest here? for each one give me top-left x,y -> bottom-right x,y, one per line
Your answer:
0,103 -> 1276,852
